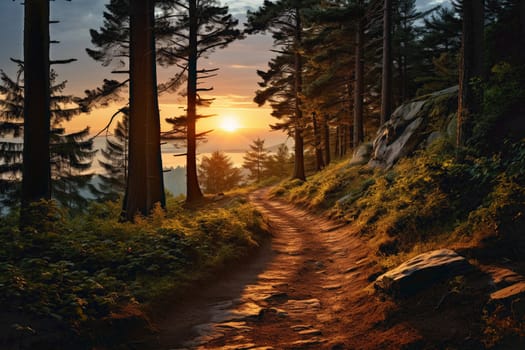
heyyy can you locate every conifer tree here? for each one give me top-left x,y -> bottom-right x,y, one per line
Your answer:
198,151 -> 242,194
457,0 -> 485,148
160,0 -> 242,204
242,138 -> 269,183
21,0 -> 51,226
380,0 -> 393,126
123,0 -> 165,220
97,108 -> 129,201
86,0 -> 169,219
0,69 -> 97,210
263,143 -> 292,178
247,0 -> 320,181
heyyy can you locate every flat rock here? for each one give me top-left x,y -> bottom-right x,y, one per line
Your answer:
286,337 -> 325,349
482,266 -> 525,289
490,282 -> 525,301
322,284 -> 342,290
260,307 -> 288,318
264,292 -> 289,303
219,343 -> 257,350
285,299 -> 321,312
231,302 -> 264,321
216,321 -> 252,331
297,329 -> 322,336
291,324 -> 313,332
374,249 -> 472,296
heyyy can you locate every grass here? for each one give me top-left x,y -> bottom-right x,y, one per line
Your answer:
0,193 -> 270,348
272,138 -> 525,270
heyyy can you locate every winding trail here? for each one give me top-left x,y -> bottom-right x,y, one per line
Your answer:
152,188 -> 419,349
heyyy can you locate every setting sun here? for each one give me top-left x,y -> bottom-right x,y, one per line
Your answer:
219,116 -> 240,132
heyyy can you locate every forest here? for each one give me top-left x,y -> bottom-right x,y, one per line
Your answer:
1,0 -> 524,349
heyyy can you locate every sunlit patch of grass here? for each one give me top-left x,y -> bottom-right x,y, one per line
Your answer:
273,137 -> 525,273
0,194 -> 269,347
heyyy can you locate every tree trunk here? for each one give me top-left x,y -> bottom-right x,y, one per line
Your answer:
185,0 -> 204,204
312,112 -> 324,171
323,115 -> 331,166
21,0 -> 51,228
292,7 -> 306,181
353,11 -> 365,149
519,0 -> 525,60
457,0 -> 484,148
123,0 -> 165,220
380,0 -> 393,126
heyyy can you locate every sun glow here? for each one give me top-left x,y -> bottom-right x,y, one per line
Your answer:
219,116 -> 240,132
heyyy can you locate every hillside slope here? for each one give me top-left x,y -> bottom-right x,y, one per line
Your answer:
272,86 -> 525,348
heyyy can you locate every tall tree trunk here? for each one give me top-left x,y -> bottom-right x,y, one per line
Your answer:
457,0 -> 484,148
335,126 -> 340,159
323,115 -> 331,166
123,0 -> 165,220
312,112 -> 324,171
380,0 -> 393,126
519,0 -> 525,61
353,10 -> 365,149
21,0 -> 51,228
292,8 -> 306,181
185,0 -> 204,204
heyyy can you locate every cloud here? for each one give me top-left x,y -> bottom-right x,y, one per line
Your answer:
229,64 -> 259,69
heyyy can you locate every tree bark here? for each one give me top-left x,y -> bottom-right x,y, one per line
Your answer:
21,0 -> 51,227
457,0 -> 484,148
312,112 -> 324,171
380,0 -> 393,126
292,7 -> 306,181
353,9 -> 365,149
323,115 -> 331,166
185,0 -> 205,204
518,0 -> 525,62
123,0 -> 165,220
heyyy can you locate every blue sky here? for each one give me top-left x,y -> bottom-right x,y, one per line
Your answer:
0,0 -> 450,134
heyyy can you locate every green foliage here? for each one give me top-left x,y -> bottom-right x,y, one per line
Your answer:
242,137 -> 269,183
198,151 -> 243,194
470,62 -> 525,152
0,196 -> 268,344
275,136 -> 525,259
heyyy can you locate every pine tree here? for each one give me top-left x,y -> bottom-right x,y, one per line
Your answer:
247,0 -> 321,181
242,138 -> 269,183
457,0 -> 485,148
198,151 -> 242,194
97,108 -> 129,201
380,0 -> 393,126
0,69 -> 97,210
21,0 -> 51,226
263,143 -> 292,178
160,0 -> 242,204
0,70 -> 24,205
122,0 -> 165,220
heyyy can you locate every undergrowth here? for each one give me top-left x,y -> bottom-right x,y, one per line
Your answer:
0,194 -> 269,347
273,138 -> 525,269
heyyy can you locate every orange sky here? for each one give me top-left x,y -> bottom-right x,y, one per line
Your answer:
0,2 -> 279,145
63,32 -> 278,140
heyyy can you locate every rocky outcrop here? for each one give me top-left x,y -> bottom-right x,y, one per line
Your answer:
374,248 -> 472,297
349,143 -> 373,166
369,86 -> 458,169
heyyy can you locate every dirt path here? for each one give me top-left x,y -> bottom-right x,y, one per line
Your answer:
151,189 -> 420,349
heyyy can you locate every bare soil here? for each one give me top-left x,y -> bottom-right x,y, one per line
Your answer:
146,188 -> 521,350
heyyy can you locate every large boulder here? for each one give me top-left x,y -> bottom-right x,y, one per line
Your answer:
374,248 -> 472,297
349,143 -> 373,166
369,86 -> 458,169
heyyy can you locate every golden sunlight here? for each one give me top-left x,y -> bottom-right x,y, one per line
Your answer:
218,115 -> 240,132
